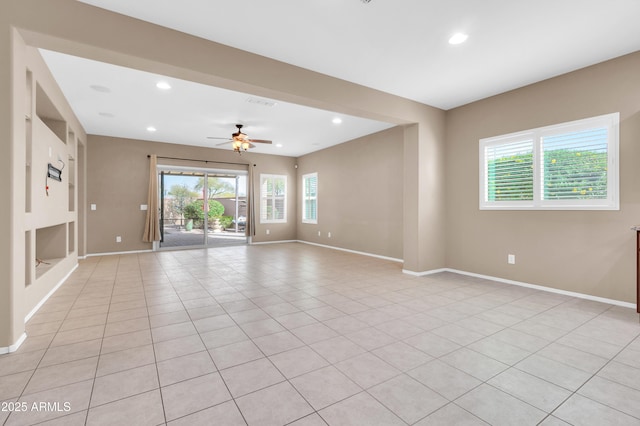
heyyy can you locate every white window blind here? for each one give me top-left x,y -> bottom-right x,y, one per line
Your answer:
484,139 -> 534,202
480,113 -> 619,210
302,173 -> 318,223
541,128 -> 608,201
260,174 -> 287,223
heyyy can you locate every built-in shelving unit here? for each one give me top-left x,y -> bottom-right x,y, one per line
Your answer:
25,68 -> 79,288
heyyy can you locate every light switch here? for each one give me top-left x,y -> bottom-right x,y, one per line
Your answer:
90,204 -> 96,211
140,204 -> 148,210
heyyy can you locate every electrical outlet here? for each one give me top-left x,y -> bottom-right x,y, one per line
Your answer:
116,236 -> 122,243
90,204 -> 96,211
318,231 -> 321,237
266,229 -> 270,235
508,254 -> 515,264
328,232 -> 331,238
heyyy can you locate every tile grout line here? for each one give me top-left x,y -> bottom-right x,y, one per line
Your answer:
540,304 -> 640,424
83,255 -> 123,426
5,244 -> 640,426
3,259 -> 98,426
138,252 -> 169,426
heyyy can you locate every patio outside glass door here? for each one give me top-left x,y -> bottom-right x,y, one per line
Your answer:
158,168 -> 247,249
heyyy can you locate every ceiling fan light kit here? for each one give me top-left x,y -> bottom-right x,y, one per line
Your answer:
232,139 -> 251,153
208,124 -> 273,154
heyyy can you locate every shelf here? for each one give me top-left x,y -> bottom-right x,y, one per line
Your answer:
36,83 -> 67,143
35,258 -> 64,280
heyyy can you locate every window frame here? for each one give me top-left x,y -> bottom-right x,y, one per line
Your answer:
302,172 -> 318,224
259,174 -> 287,224
479,113 -> 619,211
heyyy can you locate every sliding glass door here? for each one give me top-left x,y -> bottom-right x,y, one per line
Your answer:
158,167 -> 247,249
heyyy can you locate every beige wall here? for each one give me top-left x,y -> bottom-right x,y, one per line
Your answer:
445,51 -> 640,303
88,128 -> 406,260
0,19 -> 86,349
4,0 -> 445,276
297,127 -> 404,259
87,136 -> 297,254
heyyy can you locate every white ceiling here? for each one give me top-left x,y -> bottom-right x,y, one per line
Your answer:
40,50 -> 394,157
42,0 -> 640,156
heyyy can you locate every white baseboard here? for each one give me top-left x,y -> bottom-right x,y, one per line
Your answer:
296,240 -> 403,263
25,264 -> 79,323
402,268 -> 448,276
86,249 -> 154,257
253,239 -> 403,263
251,240 -> 298,245
424,268 -> 636,310
0,333 -> 27,354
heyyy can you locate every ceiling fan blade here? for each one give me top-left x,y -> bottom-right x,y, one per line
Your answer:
248,139 -> 272,144
215,141 -> 232,146
207,136 -> 230,140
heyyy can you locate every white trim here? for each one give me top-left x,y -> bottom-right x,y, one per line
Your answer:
78,255 -> 87,260
402,268 -> 449,277
234,239 -> 404,264
86,249 -> 154,257
297,240 -> 403,263
25,263 -> 78,323
0,333 -> 27,354
445,268 -> 636,309
251,240 -> 298,245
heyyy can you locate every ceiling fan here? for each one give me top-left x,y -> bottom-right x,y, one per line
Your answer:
207,124 -> 272,154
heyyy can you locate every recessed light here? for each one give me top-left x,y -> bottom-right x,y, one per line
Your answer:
90,84 -> 111,93
449,33 -> 468,45
276,143 -> 283,148
332,117 -> 342,125
98,112 -> 114,118
156,81 -> 171,90
146,126 -> 157,132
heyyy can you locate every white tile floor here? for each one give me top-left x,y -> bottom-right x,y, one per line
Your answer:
2,242 -> 640,425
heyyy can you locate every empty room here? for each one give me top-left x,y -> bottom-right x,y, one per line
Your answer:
2,1 -> 640,425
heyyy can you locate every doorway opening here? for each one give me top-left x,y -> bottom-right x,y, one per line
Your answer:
158,166 -> 248,249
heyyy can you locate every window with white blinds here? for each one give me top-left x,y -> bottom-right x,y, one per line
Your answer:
260,174 -> 287,223
480,113 -> 619,210
302,173 -> 318,223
